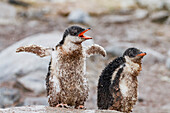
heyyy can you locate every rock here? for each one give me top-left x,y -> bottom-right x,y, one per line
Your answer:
68,9 -> 90,24
133,9 -> 148,20
115,0 -> 137,10
0,105 -> 121,113
24,97 -> 48,106
0,88 -> 20,108
101,15 -> 132,24
8,0 -> 30,7
166,58 -> 170,70
19,8 -> 47,19
27,20 -> 39,28
136,0 -> 164,11
16,71 -> 46,94
0,31 -> 62,84
160,76 -> 170,83
138,97 -> 144,102
0,30 -> 94,84
105,46 -> 125,57
0,2 -> 17,25
162,103 -> 170,111
150,11 -> 169,23
164,0 -> 170,11
105,42 -> 166,64
0,2 -> 16,19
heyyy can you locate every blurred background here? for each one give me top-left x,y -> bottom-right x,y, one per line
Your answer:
0,0 -> 170,112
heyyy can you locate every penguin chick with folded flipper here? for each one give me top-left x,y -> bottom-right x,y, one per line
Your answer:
16,26 -> 106,109
97,47 -> 146,113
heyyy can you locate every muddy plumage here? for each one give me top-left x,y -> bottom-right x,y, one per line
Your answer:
97,47 -> 146,113
16,26 -> 106,108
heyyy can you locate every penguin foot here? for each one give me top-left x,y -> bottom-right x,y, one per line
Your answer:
76,105 -> 86,109
56,103 -> 69,108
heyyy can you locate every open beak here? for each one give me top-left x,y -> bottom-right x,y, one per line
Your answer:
137,52 -> 147,57
78,28 -> 92,40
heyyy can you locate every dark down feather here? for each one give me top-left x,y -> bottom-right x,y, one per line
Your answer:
46,60 -> 51,96
97,57 -> 125,109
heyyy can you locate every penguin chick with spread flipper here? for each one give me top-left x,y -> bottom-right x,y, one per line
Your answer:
97,47 -> 146,113
16,26 -> 106,109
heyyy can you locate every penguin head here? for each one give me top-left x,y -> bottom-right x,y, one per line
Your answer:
123,47 -> 146,63
59,26 -> 92,45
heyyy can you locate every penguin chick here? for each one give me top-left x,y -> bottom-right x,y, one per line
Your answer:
16,26 -> 106,109
97,47 -> 146,113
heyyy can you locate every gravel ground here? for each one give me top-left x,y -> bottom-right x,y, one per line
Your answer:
0,2 -> 170,112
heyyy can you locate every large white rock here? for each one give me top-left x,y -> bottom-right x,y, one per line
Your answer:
17,71 -> 46,94
0,31 -> 94,84
0,31 -> 62,83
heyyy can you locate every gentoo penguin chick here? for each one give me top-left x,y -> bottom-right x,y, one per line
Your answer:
16,26 -> 106,109
97,47 -> 146,113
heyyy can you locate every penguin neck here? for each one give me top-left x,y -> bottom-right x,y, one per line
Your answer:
62,40 -> 82,52
124,56 -> 141,76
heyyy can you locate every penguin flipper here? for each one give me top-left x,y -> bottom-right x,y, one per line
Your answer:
85,44 -> 106,57
16,45 -> 53,57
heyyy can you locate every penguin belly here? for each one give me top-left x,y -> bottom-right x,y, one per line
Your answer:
47,50 -> 89,107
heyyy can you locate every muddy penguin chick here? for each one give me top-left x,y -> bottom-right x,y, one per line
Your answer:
16,26 -> 106,109
97,47 -> 146,113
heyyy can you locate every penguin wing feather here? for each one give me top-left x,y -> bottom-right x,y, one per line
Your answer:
16,45 -> 53,57
85,44 -> 106,57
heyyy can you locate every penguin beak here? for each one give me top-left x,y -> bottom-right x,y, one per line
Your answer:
137,52 -> 147,56
78,28 -> 92,40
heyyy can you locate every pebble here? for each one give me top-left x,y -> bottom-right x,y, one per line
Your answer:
150,11 -> 169,23
101,15 -> 132,24
68,9 -> 90,24
166,58 -> 170,70
133,9 -> 148,20
0,88 -> 20,108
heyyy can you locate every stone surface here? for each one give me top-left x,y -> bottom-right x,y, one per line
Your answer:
24,97 -> 48,106
0,2 -> 17,25
0,31 -> 62,84
105,42 -> 166,64
164,0 -> 170,11
150,11 -> 169,23
105,45 -> 125,57
0,30 -> 94,84
0,105 -> 121,113
68,9 -> 90,24
0,88 -> 20,108
162,103 -> 170,111
136,0 -> 164,11
166,58 -> 170,70
20,8 -> 46,19
133,9 -> 148,20
101,15 -> 132,24
16,71 -> 46,94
